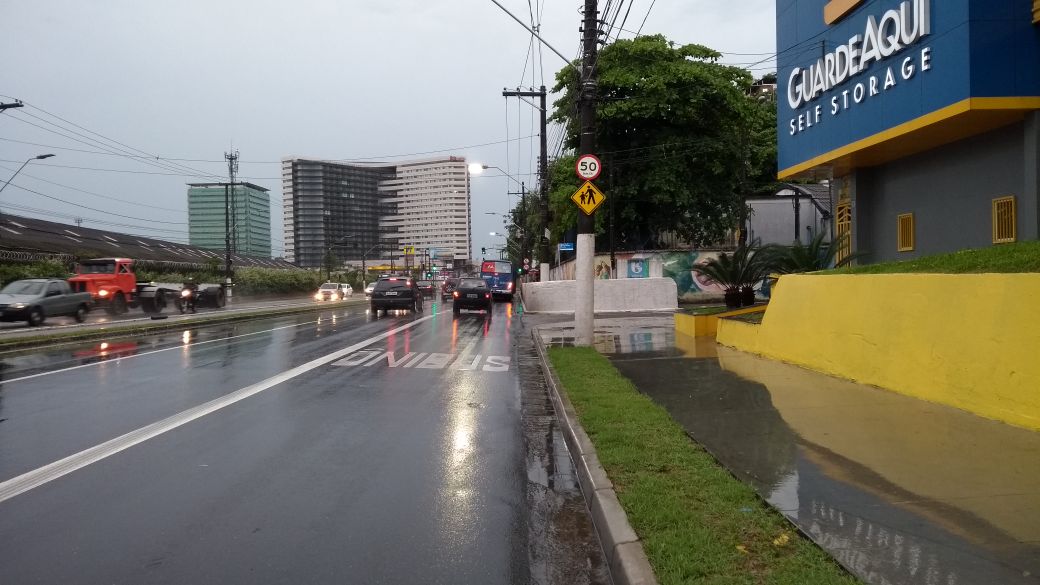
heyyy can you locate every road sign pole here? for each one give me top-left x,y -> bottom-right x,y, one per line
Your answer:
575,0 -> 599,347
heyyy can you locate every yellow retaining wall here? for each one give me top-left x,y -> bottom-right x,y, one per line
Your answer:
716,274 -> 1040,431
674,305 -> 767,337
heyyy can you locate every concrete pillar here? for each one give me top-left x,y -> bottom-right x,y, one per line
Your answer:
540,262 -> 550,282
574,233 -> 595,345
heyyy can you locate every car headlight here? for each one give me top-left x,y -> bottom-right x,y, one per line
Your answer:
181,289 -> 193,298
10,303 -> 26,309
98,290 -> 109,297
314,293 -> 323,300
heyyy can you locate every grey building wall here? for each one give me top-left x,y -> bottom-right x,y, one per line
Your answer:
747,197 -> 831,246
853,119 -> 1037,264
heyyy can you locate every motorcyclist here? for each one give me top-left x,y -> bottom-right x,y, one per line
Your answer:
180,278 -> 199,314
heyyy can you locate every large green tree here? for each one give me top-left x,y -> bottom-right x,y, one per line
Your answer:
548,34 -> 776,248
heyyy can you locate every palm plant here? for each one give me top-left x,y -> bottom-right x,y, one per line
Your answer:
695,240 -> 782,307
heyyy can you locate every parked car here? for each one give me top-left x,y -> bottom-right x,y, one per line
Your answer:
451,277 -> 493,317
364,282 -> 376,299
314,282 -> 354,301
0,278 -> 93,326
440,277 -> 460,301
370,277 -> 424,315
416,280 -> 435,298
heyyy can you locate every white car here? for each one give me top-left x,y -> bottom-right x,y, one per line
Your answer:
339,283 -> 354,297
364,282 -> 376,299
314,282 -> 351,301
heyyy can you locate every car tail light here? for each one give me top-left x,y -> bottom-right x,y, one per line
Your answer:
508,282 -> 514,290
485,293 -> 491,299
453,291 -> 459,298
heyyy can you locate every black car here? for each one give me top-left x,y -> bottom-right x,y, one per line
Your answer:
370,277 -> 424,315
451,278 -> 493,316
416,280 -> 435,298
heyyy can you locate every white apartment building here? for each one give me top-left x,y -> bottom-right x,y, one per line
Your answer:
378,156 -> 472,263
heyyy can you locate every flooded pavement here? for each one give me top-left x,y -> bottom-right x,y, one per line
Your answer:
545,316 -> 1040,584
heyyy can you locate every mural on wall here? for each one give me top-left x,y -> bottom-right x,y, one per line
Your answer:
595,260 -> 612,279
627,258 -> 648,278
661,251 -> 727,298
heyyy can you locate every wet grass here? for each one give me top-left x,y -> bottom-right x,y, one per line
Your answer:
726,312 -> 765,324
679,305 -> 729,316
548,346 -> 858,585
824,240 -> 1040,274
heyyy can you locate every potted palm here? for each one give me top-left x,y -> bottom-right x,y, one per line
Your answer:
694,251 -> 743,308
695,241 -> 781,308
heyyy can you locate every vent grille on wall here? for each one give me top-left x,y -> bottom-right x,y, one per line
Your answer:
992,197 -> 1017,243
897,213 -> 915,252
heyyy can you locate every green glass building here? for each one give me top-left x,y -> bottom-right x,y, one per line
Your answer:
188,182 -> 272,258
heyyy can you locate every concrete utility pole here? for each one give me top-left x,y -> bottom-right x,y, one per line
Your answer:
502,86 -> 551,281
223,150 -> 239,302
575,0 -> 599,346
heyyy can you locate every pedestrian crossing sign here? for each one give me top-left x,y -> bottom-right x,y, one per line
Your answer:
570,181 -> 605,215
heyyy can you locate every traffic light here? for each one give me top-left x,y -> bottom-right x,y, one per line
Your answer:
516,266 -> 526,276
481,247 -> 486,256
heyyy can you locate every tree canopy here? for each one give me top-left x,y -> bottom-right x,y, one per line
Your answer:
545,34 -> 777,249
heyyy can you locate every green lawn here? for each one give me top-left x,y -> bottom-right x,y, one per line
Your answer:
549,347 -> 857,585
825,240 -> 1040,274
680,305 -> 730,316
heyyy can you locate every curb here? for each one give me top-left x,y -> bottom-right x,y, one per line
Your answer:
0,299 -> 367,351
531,328 -> 658,585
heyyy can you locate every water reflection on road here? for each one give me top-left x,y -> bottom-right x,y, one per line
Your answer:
558,320 -> 1040,585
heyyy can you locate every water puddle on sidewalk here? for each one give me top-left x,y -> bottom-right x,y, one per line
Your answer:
557,322 -> 1040,584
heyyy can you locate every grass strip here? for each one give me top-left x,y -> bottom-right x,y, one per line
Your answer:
0,300 -> 365,351
548,346 -> 858,585
823,240 -> 1040,274
680,305 -> 730,316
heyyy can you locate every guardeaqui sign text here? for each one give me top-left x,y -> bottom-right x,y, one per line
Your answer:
787,0 -> 931,136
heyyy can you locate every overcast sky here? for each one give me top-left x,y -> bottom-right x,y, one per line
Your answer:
0,0 -> 775,260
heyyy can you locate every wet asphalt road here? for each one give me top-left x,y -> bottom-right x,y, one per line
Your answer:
0,300 -> 542,584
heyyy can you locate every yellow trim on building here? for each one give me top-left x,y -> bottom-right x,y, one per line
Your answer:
1034,0 -> 1040,24
823,0 -> 864,24
779,97 -> 1040,179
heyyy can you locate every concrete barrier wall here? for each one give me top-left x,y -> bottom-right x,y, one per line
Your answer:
523,278 -> 678,313
716,274 -> 1040,431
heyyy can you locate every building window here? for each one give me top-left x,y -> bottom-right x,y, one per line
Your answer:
896,213 -> 915,252
992,196 -> 1017,244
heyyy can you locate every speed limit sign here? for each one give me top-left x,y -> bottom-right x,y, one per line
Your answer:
575,154 -> 602,181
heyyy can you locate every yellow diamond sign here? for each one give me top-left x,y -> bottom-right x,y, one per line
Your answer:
570,181 -> 606,215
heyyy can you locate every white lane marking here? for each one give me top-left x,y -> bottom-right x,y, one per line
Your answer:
0,319 -> 328,386
0,315 -> 433,504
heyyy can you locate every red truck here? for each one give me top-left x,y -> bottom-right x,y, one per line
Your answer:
67,258 -> 225,315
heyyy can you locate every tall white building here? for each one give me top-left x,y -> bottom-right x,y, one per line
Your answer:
378,156 -> 472,264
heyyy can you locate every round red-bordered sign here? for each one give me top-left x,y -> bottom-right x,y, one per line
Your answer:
575,154 -> 602,181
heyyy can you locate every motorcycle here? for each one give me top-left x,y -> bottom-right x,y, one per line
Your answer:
177,282 -> 199,314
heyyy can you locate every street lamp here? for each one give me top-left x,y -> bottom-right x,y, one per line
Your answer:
0,153 -> 55,195
325,235 -> 354,281
360,243 -> 383,288
468,163 -> 523,188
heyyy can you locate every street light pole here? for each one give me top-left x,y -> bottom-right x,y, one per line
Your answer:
0,153 -> 55,196
1,154 -> 55,239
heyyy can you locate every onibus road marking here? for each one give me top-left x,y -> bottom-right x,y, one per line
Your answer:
332,349 -> 510,372
0,315 -> 434,505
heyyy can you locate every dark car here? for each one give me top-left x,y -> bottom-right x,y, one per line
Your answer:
440,277 -> 459,301
451,278 -> 493,316
370,277 -> 424,315
416,280 -> 435,298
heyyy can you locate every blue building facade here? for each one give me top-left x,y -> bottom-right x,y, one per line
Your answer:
776,0 -> 1040,262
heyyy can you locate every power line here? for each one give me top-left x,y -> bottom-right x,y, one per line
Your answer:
0,163 -> 184,213
635,0 -> 656,35
5,181 -> 188,224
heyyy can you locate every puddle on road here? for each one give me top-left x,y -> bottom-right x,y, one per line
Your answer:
597,335 -> 1040,585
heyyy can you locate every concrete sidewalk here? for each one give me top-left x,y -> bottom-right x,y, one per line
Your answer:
535,314 -> 1040,585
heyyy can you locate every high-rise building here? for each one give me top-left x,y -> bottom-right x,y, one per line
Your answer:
281,158 -> 395,268
187,182 -> 271,258
379,157 -> 472,264
281,156 -> 472,269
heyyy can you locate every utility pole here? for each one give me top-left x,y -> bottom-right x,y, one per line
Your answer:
223,150 -> 238,303
575,0 -> 600,346
502,86 -> 550,281
225,150 -> 239,253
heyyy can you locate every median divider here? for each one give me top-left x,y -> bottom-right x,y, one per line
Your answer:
0,299 -> 367,351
